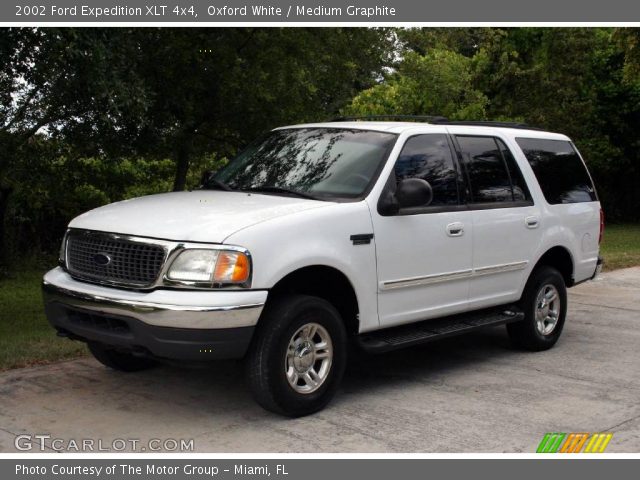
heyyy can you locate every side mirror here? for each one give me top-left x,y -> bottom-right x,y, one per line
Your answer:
200,170 -> 216,186
396,178 -> 433,209
378,188 -> 400,216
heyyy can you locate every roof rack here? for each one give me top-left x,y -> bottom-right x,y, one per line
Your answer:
330,115 -> 542,131
331,115 -> 450,123
431,120 -> 544,131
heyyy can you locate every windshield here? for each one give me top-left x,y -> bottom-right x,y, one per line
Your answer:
207,128 -> 398,199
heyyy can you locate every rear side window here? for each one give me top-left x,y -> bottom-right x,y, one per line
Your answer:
394,134 -> 459,206
456,136 -> 513,203
516,138 -> 596,204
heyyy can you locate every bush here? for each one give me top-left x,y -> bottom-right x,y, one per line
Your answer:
4,152 -> 225,261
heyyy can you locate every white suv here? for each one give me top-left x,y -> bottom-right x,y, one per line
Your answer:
43,118 -> 603,416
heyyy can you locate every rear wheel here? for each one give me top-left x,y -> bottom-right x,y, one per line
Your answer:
245,294 -> 347,417
88,342 -> 158,372
507,266 -> 567,351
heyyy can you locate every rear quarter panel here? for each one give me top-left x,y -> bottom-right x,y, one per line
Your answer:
503,131 -> 601,290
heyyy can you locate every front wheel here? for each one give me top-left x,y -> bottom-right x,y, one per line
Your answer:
245,295 -> 347,417
507,266 -> 568,351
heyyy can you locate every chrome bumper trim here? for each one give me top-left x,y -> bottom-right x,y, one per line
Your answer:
42,280 -> 265,329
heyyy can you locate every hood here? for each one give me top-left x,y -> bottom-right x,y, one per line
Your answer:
69,190 -> 330,243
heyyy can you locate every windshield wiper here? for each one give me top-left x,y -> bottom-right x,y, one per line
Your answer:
203,178 -> 233,191
244,186 -> 320,200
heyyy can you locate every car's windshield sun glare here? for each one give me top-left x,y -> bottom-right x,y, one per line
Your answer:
207,128 -> 398,200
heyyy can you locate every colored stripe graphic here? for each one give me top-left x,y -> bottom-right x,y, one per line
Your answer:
537,433 -> 566,453
560,433 -> 589,453
537,433 -> 613,453
584,433 -> 613,453
572,433 -> 590,452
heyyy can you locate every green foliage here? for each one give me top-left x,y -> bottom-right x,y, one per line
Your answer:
615,28 -> 640,82
0,27 -> 394,260
117,28 -> 394,190
473,28 -> 640,220
1,27 -> 640,261
0,28 -> 153,262
600,224 -> 640,271
344,49 -> 488,119
346,27 -> 640,222
0,268 -> 86,370
5,149 -> 184,256
474,29 -> 602,136
397,27 -> 502,58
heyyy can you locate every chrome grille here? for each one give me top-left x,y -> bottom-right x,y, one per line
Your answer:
66,232 -> 166,286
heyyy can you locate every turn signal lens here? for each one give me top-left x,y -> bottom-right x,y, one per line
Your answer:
213,251 -> 250,283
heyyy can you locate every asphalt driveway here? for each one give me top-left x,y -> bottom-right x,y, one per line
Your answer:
1,268 -> 639,453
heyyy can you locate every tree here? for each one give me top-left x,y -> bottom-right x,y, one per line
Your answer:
343,48 -> 488,119
474,28 -> 640,220
128,28 -> 394,191
615,28 -> 640,82
344,27 -> 640,220
473,28 -> 603,134
1,28 -> 393,259
397,27 -> 503,58
0,28 -> 148,263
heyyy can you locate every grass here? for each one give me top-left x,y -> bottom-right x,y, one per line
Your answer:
0,224 -> 638,371
0,268 -> 86,371
600,224 -> 640,271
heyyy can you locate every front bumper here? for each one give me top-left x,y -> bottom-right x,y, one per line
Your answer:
42,268 -> 267,360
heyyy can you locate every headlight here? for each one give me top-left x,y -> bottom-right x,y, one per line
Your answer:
167,249 -> 251,286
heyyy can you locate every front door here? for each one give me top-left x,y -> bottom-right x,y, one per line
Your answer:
369,131 -> 473,328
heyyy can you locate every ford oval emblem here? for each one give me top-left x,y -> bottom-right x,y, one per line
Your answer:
92,253 -> 111,266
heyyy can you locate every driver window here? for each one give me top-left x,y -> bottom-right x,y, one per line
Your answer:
394,134 -> 460,206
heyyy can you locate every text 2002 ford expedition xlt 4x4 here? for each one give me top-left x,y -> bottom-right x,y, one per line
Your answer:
43,118 -> 604,417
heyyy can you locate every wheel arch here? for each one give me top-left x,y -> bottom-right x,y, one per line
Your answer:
531,246 -> 575,287
266,265 -> 360,335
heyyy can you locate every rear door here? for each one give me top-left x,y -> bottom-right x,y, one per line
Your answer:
452,133 -> 544,309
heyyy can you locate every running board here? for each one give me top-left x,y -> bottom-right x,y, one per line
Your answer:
357,306 -> 524,353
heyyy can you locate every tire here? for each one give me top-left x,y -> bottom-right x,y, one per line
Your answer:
88,342 -> 158,372
245,294 -> 347,417
507,266 -> 568,351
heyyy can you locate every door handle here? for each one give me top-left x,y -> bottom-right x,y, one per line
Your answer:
447,222 -> 464,237
525,216 -> 540,229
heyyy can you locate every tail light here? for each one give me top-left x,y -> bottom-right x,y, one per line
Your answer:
599,208 -> 605,245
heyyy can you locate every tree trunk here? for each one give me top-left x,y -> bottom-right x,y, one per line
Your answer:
0,186 -> 13,267
172,141 -> 191,192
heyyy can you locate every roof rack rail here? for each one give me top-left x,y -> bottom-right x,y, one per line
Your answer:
431,120 -> 543,131
331,115 -> 450,123
330,115 -> 543,131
